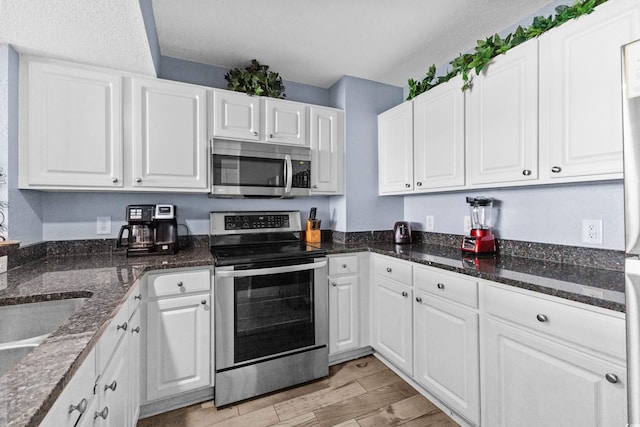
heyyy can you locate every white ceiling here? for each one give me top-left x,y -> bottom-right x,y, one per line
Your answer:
0,0 -> 554,89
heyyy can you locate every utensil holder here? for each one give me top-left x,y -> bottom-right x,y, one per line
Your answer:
305,219 -> 321,243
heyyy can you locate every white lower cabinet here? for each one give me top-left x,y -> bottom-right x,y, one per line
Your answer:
328,255 -> 360,355
371,255 -> 413,375
144,268 -> 211,403
481,283 -> 627,427
412,265 -> 480,425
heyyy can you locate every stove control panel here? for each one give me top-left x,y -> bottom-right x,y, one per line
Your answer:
224,214 -> 291,230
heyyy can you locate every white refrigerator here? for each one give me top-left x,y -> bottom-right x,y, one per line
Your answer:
623,38 -> 640,425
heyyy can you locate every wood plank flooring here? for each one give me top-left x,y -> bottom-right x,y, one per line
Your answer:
137,355 -> 459,427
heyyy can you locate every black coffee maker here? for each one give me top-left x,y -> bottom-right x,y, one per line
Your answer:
117,204 -> 178,257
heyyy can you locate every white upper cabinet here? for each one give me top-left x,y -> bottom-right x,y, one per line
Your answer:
20,59 -> 124,189
378,101 -> 414,194
131,77 -> 208,191
264,98 -> 308,146
539,0 -> 640,181
211,89 -> 261,141
466,40 -> 539,186
310,106 -> 344,194
413,76 -> 465,191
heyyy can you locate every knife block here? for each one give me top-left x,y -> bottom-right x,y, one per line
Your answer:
305,219 -> 321,243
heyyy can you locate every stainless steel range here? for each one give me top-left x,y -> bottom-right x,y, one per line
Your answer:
210,211 -> 328,406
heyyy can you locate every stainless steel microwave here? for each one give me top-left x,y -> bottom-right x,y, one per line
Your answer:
210,140 -> 311,198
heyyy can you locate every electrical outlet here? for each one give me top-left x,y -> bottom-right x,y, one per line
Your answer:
0,255 -> 7,274
582,219 -> 603,244
96,217 -> 112,235
425,215 -> 435,231
464,216 -> 472,233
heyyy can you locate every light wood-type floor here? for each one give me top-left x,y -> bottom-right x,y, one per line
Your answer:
137,355 -> 459,427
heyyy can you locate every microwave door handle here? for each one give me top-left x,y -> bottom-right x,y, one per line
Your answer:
284,154 -> 293,194
216,260 -> 327,278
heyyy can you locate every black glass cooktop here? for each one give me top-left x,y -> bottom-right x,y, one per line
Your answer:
211,242 -> 326,267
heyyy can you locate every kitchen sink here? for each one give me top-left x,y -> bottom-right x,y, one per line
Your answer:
0,298 -> 88,377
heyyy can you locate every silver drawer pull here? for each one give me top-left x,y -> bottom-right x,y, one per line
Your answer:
134,294 -> 142,300
117,321 -> 127,331
69,398 -> 88,414
386,267 -> 392,273
416,181 -> 422,186
201,300 -> 207,305
253,131 -> 259,136
605,373 -> 618,384
177,281 -> 184,287
401,291 -> 408,297
331,282 -> 337,287
405,183 -> 411,188
522,169 -> 532,176
551,166 -> 562,173
415,297 -> 422,303
436,283 -> 445,290
536,314 -> 548,323
131,326 -> 140,334
95,407 -> 109,420
104,380 -> 117,392
342,264 -> 347,268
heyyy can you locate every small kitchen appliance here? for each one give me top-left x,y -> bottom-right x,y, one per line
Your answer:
117,204 -> 178,257
394,221 -> 412,244
461,197 -> 496,254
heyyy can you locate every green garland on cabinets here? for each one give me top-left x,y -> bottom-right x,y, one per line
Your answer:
407,0 -> 609,100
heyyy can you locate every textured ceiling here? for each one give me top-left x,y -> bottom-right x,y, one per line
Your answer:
0,0 -> 555,88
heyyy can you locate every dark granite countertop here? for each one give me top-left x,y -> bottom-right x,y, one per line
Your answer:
0,240 -> 626,426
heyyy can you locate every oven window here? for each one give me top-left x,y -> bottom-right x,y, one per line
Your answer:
234,270 -> 314,363
212,155 -> 285,188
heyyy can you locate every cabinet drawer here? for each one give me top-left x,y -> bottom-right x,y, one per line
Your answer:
373,255 -> 412,285
147,268 -> 210,299
485,284 -> 626,359
414,266 -> 478,308
329,255 -> 358,276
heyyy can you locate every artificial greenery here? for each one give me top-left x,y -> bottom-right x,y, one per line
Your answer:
225,59 -> 286,98
407,0 -> 609,99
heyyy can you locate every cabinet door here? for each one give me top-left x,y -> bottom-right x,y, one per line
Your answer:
413,77 -> 465,190
540,0 -> 640,180
482,318 -> 627,427
131,78 -> 208,191
212,89 -> 260,141
127,309 -> 141,426
97,334 -> 129,427
264,99 -> 308,146
329,275 -> 359,355
414,293 -> 479,425
466,41 -> 538,185
372,276 -> 413,374
378,102 -> 414,194
310,107 -> 344,194
22,60 -> 123,188
146,294 -> 210,402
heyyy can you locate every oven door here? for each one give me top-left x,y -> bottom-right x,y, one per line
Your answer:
214,257 -> 327,370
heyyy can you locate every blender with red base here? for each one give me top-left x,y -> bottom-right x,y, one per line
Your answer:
461,196 -> 496,254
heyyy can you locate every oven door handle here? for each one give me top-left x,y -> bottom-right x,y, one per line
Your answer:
215,260 -> 327,278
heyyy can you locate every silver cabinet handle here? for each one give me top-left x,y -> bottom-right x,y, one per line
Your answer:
201,300 -> 207,305
522,169 -> 531,176
69,398 -> 88,414
386,267 -> 392,273
415,297 -> 422,303
135,178 -> 142,183
401,291 -> 408,297
313,184 -> 318,188
416,181 -> 422,186
177,281 -> 184,287
94,407 -> 109,420
405,183 -> 410,188
253,131 -> 259,136
117,321 -> 127,331
131,326 -> 140,334
111,177 -> 118,183
551,166 -> 562,173
269,133 -> 274,138
437,283 -> 445,290
134,294 -> 142,300
342,264 -> 347,268
536,314 -> 548,323
331,282 -> 337,287
104,380 -> 117,392
605,373 -> 619,384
